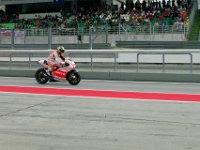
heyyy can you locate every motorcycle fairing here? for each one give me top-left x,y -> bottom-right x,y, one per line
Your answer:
52,69 -> 66,78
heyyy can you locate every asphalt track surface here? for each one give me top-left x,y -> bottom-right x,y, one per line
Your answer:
0,77 -> 200,150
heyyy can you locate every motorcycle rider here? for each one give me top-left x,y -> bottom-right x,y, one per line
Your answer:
47,46 -> 66,75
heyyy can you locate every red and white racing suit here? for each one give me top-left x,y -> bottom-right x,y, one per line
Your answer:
47,50 -> 65,71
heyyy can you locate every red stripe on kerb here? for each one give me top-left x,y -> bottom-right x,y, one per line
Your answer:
0,85 -> 200,102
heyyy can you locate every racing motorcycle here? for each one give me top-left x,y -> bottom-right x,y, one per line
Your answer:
35,58 -> 81,85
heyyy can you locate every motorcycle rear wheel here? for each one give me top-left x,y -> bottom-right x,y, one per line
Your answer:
67,71 -> 81,85
35,68 -> 49,84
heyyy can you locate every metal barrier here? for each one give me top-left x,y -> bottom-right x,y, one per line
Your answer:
0,50 -> 199,73
0,50 -> 118,71
137,52 -> 193,72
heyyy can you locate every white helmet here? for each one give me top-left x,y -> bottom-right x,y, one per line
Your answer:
57,46 -> 65,54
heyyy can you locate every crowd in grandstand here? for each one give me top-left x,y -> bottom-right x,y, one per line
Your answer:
0,0 -> 193,31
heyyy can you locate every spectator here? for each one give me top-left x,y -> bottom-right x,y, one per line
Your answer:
0,0 -> 192,34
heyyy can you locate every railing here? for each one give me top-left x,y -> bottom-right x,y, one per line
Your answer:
137,52 -> 193,72
0,24 -> 188,49
0,50 -> 118,71
0,50 -> 200,73
117,24 -> 187,35
0,25 -> 187,36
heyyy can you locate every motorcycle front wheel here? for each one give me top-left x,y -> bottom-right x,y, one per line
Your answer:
35,68 -> 49,84
67,71 -> 81,85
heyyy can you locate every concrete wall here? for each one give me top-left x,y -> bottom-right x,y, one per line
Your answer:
0,34 -> 187,46
109,34 -> 186,46
0,69 -> 200,83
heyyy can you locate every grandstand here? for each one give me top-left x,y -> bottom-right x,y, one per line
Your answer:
0,0 -> 199,49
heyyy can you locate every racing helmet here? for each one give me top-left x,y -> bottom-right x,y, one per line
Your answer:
57,46 -> 65,54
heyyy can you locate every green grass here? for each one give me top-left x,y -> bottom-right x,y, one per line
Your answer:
188,10 -> 200,41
